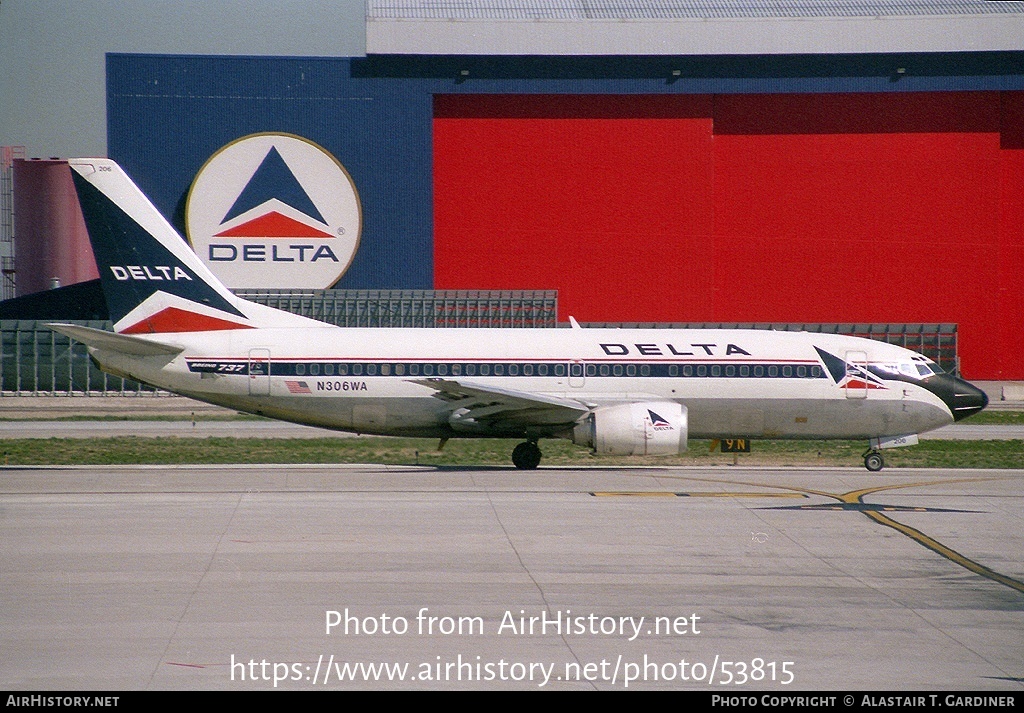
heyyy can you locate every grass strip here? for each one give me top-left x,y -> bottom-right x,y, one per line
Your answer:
0,437 -> 1021,469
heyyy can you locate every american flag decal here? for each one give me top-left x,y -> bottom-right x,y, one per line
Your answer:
285,380 -> 312,394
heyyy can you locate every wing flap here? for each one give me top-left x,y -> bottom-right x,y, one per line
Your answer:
411,378 -> 590,432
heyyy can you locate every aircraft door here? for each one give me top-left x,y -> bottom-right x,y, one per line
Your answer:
569,361 -> 585,388
845,350 -> 868,399
248,349 -> 271,396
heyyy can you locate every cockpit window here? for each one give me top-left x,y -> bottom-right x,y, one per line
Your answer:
899,363 -> 919,379
870,360 -> 942,381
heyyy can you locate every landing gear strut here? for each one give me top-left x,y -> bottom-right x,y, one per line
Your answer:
512,441 -> 542,470
863,449 -> 884,472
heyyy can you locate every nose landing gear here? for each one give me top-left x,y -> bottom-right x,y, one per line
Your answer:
863,449 -> 884,472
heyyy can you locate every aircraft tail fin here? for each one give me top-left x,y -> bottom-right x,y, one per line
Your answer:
68,159 -> 318,334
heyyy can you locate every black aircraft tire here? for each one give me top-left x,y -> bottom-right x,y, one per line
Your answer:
512,441 -> 542,470
864,451 -> 884,472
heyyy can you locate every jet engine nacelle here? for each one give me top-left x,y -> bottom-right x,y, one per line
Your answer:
572,401 -> 688,456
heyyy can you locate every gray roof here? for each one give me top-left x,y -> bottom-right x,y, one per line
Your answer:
366,0 -> 1024,55
368,1 -> 1024,20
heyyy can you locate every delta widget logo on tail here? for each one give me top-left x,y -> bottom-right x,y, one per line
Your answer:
185,133 -> 362,289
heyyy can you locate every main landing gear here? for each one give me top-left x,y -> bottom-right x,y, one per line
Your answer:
863,449 -> 884,472
512,440 -> 542,470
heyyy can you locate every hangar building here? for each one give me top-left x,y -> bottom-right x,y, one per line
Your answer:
6,1 -> 1024,382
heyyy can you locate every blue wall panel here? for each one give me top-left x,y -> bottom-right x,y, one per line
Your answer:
107,54 -> 434,289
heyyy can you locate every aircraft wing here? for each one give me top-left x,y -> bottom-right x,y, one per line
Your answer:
411,377 -> 591,433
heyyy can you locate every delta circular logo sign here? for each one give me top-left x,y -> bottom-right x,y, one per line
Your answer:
185,133 -> 361,289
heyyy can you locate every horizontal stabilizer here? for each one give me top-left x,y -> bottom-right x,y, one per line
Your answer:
47,323 -> 184,357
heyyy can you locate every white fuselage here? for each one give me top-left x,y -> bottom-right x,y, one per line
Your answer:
90,326 -> 956,441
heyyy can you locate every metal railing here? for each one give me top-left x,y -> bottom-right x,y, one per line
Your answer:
0,146 -> 25,302
1,320 -> 156,395
235,289 -> 558,328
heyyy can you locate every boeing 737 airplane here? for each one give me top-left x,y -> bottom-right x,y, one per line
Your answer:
50,158 -> 988,471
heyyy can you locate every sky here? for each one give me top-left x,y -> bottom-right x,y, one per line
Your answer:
0,0 -> 367,158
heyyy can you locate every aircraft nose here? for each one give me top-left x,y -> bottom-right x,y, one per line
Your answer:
949,378 -> 989,421
926,374 -> 988,422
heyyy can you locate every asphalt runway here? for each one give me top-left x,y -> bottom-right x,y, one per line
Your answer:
1,464 -> 1022,690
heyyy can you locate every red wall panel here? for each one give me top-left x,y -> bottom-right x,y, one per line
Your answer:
433,92 -> 1024,379
711,93 -> 1004,378
434,95 -> 716,320
997,92 -> 1024,379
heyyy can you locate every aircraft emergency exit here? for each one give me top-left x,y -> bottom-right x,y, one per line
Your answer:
50,159 -> 988,471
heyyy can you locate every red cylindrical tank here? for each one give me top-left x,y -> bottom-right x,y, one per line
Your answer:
12,158 -> 99,296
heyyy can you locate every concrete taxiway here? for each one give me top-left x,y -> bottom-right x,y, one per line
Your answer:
1,464 -> 1021,690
